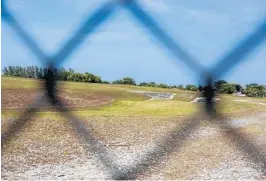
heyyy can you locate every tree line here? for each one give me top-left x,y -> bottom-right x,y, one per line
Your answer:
2,65 -> 102,83
2,66 -> 266,97
212,80 -> 266,97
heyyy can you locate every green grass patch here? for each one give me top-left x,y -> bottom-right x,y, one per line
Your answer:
2,77 -> 266,117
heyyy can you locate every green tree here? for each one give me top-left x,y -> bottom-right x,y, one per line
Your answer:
244,84 -> 265,97
170,85 -> 177,89
148,82 -> 157,87
112,80 -> 122,84
185,84 -> 198,91
158,83 -> 168,88
235,84 -> 242,92
139,82 -> 148,86
178,84 -> 184,90
93,75 -> 102,83
121,77 -> 136,85
219,83 -> 237,94
102,81 -> 110,84
112,77 -> 136,85
67,74 -> 75,81
214,80 -> 227,93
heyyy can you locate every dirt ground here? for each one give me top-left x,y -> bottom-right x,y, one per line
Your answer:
1,88 -> 114,111
2,112 -> 266,180
1,77 -> 266,179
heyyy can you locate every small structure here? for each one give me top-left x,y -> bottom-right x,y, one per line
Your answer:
232,92 -> 246,97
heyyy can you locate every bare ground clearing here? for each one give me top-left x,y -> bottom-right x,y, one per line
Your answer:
2,112 -> 266,180
1,88 -> 114,111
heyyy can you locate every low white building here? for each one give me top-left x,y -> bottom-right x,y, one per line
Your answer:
232,92 -> 246,97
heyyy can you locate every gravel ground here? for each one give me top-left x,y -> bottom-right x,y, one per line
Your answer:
192,156 -> 264,180
2,112 -> 266,180
228,112 -> 266,128
2,144 -> 158,180
3,135 -> 264,180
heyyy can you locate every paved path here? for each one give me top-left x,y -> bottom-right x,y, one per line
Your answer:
130,90 -> 176,100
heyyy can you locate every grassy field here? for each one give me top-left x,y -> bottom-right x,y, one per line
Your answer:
2,76 -> 266,117
2,76 -> 266,179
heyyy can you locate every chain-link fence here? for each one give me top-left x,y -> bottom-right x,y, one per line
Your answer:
2,0 -> 266,179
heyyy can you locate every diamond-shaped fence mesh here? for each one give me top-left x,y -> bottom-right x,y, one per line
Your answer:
1,0 -> 266,179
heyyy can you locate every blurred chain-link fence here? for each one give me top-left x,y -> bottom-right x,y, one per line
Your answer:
2,0 -> 266,179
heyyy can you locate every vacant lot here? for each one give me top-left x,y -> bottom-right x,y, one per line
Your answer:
2,77 -> 266,180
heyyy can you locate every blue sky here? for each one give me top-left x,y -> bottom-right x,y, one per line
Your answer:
2,0 -> 266,85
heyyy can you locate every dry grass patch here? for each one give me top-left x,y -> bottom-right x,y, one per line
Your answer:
155,136 -> 242,179
1,88 -> 114,111
1,115 -> 88,172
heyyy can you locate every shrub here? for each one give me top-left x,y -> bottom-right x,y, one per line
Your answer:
158,83 -> 168,88
185,84 -> 198,91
